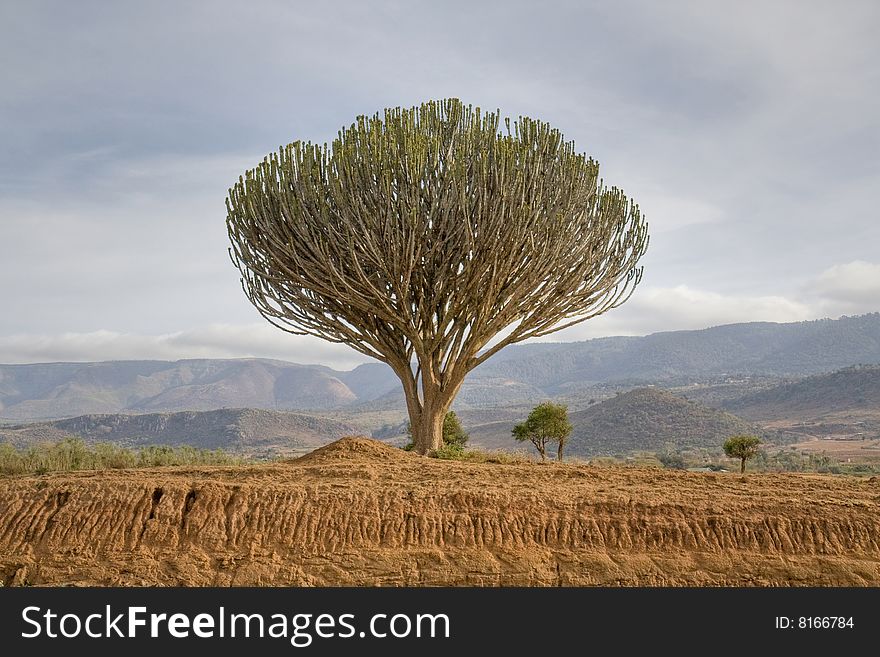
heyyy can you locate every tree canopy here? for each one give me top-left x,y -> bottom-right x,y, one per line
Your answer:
513,402 -> 573,461
723,434 -> 761,474
226,99 -> 648,453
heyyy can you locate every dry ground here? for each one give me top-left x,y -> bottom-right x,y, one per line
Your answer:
2,437 -> 879,586
787,437 -> 880,462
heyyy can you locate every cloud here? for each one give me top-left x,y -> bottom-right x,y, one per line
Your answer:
550,285 -> 815,341
0,325 -> 371,370
550,258 -> 880,342
812,260 -> 880,310
1,1 -> 878,366
0,153 -> 261,335
0,287 -> 819,366
624,181 -> 724,233
4,257 -> 878,365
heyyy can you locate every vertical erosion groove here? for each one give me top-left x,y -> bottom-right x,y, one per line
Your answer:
148,487 -> 164,521
181,489 -> 198,531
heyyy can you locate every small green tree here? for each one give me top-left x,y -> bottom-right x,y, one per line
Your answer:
723,434 -> 761,474
513,403 -> 573,461
404,411 -> 469,454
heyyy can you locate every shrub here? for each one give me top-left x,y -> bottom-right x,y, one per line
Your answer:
431,443 -> 466,460
0,440 -> 242,475
658,452 -> 686,469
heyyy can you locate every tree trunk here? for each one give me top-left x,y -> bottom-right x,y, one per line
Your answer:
407,376 -> 462,455
557,442 -> 564,461
391,357 -> 466,456
740,457 -> 746,474
410,403 -> 446,455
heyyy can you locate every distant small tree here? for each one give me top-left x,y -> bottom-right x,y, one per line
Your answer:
513,403 -> 573,461
723,435 -> 761,474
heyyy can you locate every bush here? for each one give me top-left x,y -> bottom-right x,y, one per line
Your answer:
0,439 -> 242,475
658,452 -> 686,469
512,402 -> 572,461
431,443 -> 466,460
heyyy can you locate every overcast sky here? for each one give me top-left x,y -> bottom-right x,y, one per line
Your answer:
1,0 -> 878,369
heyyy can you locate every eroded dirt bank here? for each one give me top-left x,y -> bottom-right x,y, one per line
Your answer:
1,438 -> 879,586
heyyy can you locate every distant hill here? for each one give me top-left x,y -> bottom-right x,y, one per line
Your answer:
469,388 -> 766,456
724,365 -> 880,422
565,388 -> 770,456
335,362 -> 400,402
473,313 -> 880,391
0,359 -> 399,421
0,408 -> 360,455
1,313 -> 878,422
354,313 -> 880,409
350,376 -> 547,413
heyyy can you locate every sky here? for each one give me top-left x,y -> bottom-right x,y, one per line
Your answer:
1,0 -> 878,369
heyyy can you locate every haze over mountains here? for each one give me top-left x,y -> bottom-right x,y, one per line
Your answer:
2,314 -> 878,423
0,359 -> 395,422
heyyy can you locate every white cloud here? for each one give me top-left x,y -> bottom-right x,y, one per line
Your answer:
0,325 -> 372,370
547,285 -> 815,341
2,2 -> 878,367
813,260 -> 880,308
3,259 -> 877,366
545,260 -> 880,344
0,153 -> 261,336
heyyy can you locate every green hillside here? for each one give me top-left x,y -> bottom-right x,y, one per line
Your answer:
724,365 -> 880,421
566,388 -> 768,456
468,387 -> 769,456
0,408 -> 360,456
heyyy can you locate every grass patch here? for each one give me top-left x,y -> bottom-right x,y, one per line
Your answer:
430,443 -> 466,460
0,439 -> 244,476
449,448 -> 534,465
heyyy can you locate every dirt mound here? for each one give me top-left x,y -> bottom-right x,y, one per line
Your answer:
295,435 -> 407,464
1,438 -> 879,586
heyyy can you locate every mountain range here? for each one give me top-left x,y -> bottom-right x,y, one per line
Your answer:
0,359 -> 397,422
472,312 -> 880,391
2,314 -> 878,423
8,365 -> 877,458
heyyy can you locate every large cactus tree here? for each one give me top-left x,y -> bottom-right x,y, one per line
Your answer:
226,99 -> 649,454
